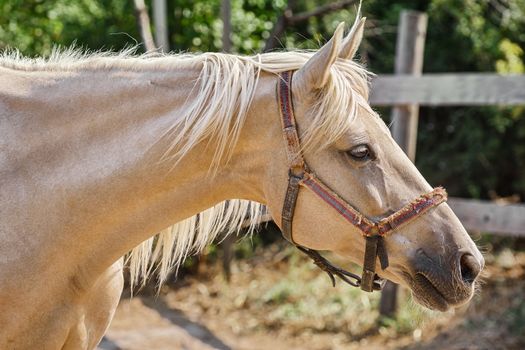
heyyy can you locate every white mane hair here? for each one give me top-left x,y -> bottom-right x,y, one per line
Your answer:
1,18 -> 374,288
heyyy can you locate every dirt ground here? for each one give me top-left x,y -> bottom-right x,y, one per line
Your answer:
98,245 -> 525,350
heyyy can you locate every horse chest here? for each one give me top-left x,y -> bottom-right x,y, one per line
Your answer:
0,260 -> 123,350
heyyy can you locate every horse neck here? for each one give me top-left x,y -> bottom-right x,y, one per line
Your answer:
1,62 -> 278,285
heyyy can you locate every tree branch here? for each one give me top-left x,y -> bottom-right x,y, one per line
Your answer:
263,0 -> 296,52
133,0 -> 157,51
263,0 -> 358,52
288,0 -> 357,24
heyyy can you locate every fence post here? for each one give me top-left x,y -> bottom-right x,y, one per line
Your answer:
133,0 -> 157,51
380,10 -> 427,317
153,0 -> 169,52
391,10 -> 427,159
221,0 -> 232,52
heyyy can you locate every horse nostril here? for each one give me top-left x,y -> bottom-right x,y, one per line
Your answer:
459,254 -> 481,284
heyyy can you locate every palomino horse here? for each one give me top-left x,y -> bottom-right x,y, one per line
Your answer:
0,15 -> 483,349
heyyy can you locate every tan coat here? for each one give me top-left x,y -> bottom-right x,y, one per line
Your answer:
0,20 -> 483,349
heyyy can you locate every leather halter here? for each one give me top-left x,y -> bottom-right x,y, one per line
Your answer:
277,70 -> 448,292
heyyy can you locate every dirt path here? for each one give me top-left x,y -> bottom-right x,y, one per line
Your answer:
98,297 -> 303,350
98,297 -> 230,350
99,248 -> 525,350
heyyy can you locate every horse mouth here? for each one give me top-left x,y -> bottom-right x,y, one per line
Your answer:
411,272 -> 450,311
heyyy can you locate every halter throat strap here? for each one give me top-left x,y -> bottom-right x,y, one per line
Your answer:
276,71 -> 448,292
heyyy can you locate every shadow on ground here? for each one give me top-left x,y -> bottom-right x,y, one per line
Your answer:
98,295 -> 231,350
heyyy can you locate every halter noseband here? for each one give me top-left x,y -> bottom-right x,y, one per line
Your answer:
277,71 -> 447,292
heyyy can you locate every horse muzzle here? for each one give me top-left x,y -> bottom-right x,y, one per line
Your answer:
402,248 -> 484,311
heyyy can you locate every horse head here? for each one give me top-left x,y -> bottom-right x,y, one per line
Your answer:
262,20 -> 484,311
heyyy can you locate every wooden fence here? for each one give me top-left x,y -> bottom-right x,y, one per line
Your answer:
370,10 -> 525,238
371,74 -> 525,106
374,10 -> 525,316
370,75 -> 525,236
255,11 -> 525,316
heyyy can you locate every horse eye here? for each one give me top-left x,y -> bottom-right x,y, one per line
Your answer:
348,144 -> 372,161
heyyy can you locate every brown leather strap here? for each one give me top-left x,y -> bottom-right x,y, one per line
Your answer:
361,236 -> 379,291
377,236 -> 389,271
277,70 -> 382,290
277,71 -> 305,175
281,173 -> 302,243
297,246 -> 386,290
361,236 -> 390,292
301,173 -> 447,237
276,70 -> 447,292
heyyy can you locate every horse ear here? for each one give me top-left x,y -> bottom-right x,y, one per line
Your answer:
339,17 -> 366,60
293,22 -> 344,94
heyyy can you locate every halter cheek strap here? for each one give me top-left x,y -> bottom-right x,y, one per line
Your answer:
277,70 -> 448,292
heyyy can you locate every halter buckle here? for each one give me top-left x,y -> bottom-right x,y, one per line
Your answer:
288,168 -> 305,180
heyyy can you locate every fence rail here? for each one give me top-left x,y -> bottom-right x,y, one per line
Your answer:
448,198 -> 525,236
371,9 -> 524,316
371,74 -> 525,106
369,73 -> 525,237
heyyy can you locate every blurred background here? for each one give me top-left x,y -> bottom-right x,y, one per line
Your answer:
2,0 -> 524,349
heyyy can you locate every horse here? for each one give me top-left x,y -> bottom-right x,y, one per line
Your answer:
0,14 -> 483,349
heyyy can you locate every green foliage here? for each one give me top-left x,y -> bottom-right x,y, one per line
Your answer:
235,249 -> 434,335
508,298 -> 525,335
497,39 -> 524,73
165,0 -> 286,53
412,0 -> 525,199
362,0 -> 525,200
0,0 -> 524,199
0,0 -> 139,55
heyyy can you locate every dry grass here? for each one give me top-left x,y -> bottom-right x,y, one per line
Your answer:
119,241 -> 525,349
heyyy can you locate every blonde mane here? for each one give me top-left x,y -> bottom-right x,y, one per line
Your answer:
131,50 -> 373,288
1,21 -> 374,288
